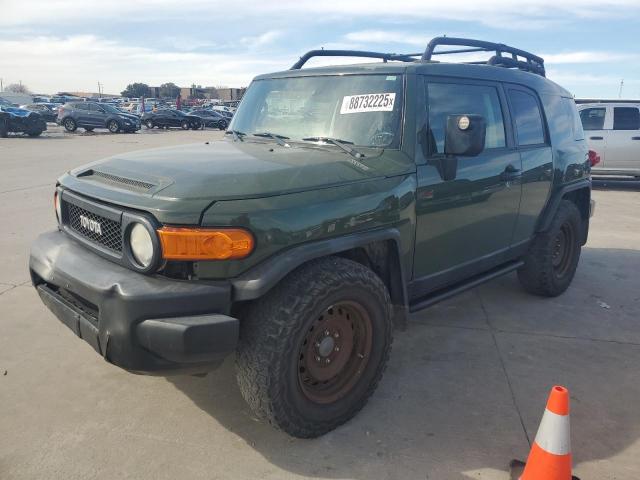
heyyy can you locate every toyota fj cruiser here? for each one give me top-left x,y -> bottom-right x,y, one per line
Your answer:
30,38 -> 593,438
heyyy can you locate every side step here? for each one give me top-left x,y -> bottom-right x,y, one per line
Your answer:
409,260 -> 524,313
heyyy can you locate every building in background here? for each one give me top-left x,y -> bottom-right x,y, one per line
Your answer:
216,88 -> 246,102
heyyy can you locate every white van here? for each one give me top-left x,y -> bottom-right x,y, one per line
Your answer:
578,101 -> 640,178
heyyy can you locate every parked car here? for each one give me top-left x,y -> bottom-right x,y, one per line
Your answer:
141,109 -> 202,129
0,105 -> 47,137
188,109 -> 229,129
57,101 -> 141,133
577,100 -> 640,178
30,37 -> 592,438
20,103 -> 59,123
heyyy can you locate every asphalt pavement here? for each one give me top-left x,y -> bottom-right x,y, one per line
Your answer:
1,127 -> 639,479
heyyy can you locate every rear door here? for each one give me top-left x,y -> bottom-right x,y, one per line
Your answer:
73,103 -> 92,125
412,77 -> 522,293
579,106 -> 608,166
606,106 -> 640,170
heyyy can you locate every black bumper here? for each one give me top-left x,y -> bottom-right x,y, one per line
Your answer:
30,230 -> 238,374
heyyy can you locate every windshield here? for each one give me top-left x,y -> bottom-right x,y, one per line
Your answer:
230,74 -> 404,148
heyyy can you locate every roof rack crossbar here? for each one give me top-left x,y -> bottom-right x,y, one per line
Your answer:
422,37 -> 546,77
290,50 -> 419,70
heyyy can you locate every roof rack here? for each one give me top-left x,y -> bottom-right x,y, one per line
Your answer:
289,37 -> 545,77
290,50 -> 420,70
422,37 -> 545,77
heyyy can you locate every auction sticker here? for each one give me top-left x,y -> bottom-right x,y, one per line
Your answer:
340,92 -> 396,114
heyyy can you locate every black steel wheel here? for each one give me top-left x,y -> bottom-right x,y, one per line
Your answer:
518,200 -> 583,296
236,256 -> 392,438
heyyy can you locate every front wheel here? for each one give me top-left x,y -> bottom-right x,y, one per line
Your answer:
236,256 -> 393,438
145,119 -> 154,129
518,200 -> 583,296
181,120 -> 190,130
107,120 -> 120,133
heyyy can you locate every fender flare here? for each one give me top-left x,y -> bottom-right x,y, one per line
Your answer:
537,179 -> 591,232
231,228 -> 409,311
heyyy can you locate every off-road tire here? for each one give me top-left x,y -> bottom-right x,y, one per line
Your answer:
63,118 -> 77,132
518,200 -> 582,296
236,256 -> 393,438
107,120 -> 120,133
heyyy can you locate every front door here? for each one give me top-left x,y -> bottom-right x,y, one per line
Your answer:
412,78 -> 522,295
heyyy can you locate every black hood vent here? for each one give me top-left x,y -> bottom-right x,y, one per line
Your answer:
78,169 -> 155,191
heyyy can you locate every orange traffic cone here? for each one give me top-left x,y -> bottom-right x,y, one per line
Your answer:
520,385 -> 574,480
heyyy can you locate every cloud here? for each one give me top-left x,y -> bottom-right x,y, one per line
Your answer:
1,0 -> 639,28
543,51 -> 640,64
240,30 -> 283,49
0,35 -> 290,94
343,30 -> 432,47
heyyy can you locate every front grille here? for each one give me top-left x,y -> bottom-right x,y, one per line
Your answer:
67,202 -> 122,252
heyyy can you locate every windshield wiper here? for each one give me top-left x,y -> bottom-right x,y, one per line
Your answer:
302,137 -> 364,158
225,129 -> 246,142
253,132 -> 290,148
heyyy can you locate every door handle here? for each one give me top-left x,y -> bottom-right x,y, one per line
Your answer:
501,164 -> 521,181
590,136 -> 604,140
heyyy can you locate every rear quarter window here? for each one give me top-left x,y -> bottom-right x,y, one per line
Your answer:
508,89 -> 546,146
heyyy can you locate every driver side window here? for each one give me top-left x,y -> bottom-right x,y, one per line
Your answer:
427,83 -> 506,154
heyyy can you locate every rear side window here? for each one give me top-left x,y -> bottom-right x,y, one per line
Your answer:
508,90 -> 545,146
579,108 -> 606,130
427,83 -> 506,153
613,107 -> 640,130
74,103 -> 90,111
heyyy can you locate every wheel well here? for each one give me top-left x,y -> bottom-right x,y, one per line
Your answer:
334,240 -> 408,326
561,186 -> 590,244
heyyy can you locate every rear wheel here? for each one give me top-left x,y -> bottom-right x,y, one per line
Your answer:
181,120 -> 190,130
63,118 -> 77,132
145,119 -> 154,129
107,120 -> 120,133
219,121 -> 228,131
236,257 -> 393,438
518,200 -> 583,296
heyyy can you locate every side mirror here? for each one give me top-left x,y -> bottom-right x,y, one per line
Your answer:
444,114 -> 486,157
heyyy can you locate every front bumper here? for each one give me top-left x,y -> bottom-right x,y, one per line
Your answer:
30,230 -> 238,374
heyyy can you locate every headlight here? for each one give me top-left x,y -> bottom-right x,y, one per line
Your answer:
54,191 -> 61,223
129,223 -> 154,267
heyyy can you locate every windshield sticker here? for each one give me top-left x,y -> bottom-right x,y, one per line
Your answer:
340,93 -> 396,114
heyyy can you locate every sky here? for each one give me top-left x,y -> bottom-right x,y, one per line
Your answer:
0,0 -> 639,98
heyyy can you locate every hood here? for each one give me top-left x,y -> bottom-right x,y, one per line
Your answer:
68,138 -> 415,203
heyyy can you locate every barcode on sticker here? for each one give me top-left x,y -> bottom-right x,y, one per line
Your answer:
340,93 -> 396,114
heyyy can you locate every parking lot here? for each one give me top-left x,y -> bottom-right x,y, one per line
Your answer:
1,128 -> 639,479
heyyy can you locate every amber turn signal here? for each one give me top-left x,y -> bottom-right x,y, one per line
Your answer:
158,227 -> 254,260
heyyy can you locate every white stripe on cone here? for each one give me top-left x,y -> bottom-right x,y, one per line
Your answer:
533,408 -> 571,456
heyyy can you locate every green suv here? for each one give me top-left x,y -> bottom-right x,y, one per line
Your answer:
30,38 -> 593,438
